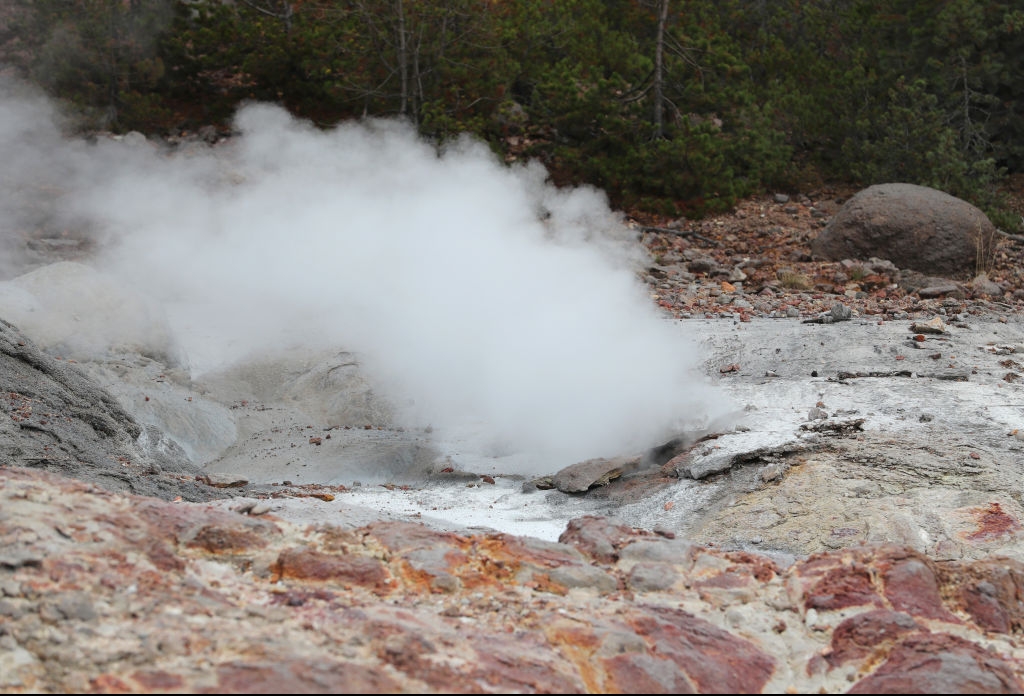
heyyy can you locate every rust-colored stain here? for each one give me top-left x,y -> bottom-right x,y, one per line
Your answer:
965,502 -> 1021,541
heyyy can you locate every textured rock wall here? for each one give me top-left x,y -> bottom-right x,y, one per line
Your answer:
2,467 -> 1024,694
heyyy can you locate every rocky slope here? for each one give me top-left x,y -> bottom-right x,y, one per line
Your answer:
3,466 -> 1024,694
3,178 -> 1024,692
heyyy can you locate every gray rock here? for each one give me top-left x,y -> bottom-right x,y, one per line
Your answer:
548,564 -> 617,593
971,274 -> 1004,297
686,257 -> 719,274
0,318 -> 217,502
54,593 -> 97,622
918,283 -> 963,299
552,456 -> 639,493
678,451 -> 736,480
618,538 -> 698,566
626,562 -> 679,591
811,183 -> 997,278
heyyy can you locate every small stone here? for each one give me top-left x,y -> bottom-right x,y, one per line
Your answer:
910,316 -> 947,334
652,526 -> 676,539
808,406 -> 828,421
759,462 -> 787,482
197,473 -> 249,488
829,303 -> 852,321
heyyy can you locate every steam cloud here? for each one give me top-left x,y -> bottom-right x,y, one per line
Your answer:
0,77 -> 733,469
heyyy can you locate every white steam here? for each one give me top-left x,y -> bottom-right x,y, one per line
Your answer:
1,80 -> 733,468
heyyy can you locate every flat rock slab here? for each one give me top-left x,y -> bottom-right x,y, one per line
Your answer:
558,315 -> 1024,562
551,455 -> 639,493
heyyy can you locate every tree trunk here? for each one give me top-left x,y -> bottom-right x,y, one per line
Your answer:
397,0 -> 408,117
653,0 -> 669,138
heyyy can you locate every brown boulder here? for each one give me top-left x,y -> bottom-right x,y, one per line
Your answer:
810,183 -> 996,277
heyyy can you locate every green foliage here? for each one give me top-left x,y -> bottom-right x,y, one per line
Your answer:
25,0 -> 175,131
5,0 -> 1020,224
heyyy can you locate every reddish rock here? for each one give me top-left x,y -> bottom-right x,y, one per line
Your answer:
935,558 -> 1024,635
848,633 -> 1024,694
695,570 -> 752,591
803,564 -> 884,611
559,515 -> 649,563
827,610 -> 922,667
365,520 -> 468,554
8,467 -> 1024,694
128,670 -> 185,691
207,660 -> 401,693
376,616 -> 586,694
624,606 -> 776,693
472,633 -> 587,694
139,538 -> 185,572
186,523 -> 270,553
603,653 -> 697,693
398,546 -> 469,593
485,533 -> 587,573
89,674 -> 134,693
134,498 -> 279,543
272,548 -> 390,591
881,555 -> 961,623
961,582 -> 1013,634
724,551 -> 780,582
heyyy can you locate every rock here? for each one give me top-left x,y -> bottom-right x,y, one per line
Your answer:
811,183 -> 997,278
686,256 -> 718,274
972,273 -> 1005,297
551,455 -> 638,493
197,472 -> 249,488
918,282 -> 964,299
847,633 -> 1024,693
910,316 -> 947,334
807,406 -> 828,421
0,318 -> 214,502
120,131 -> 147,147
680,451 -> 737,479
802,302 -> 852,324
4,466 -> 1024,693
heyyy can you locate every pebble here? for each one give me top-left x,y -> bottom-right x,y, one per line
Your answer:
197,473 -> 249,488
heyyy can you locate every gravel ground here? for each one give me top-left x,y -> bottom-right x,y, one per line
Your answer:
631,184 -> 1024,324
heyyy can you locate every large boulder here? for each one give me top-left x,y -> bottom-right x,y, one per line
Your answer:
811,183 -> 997,278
